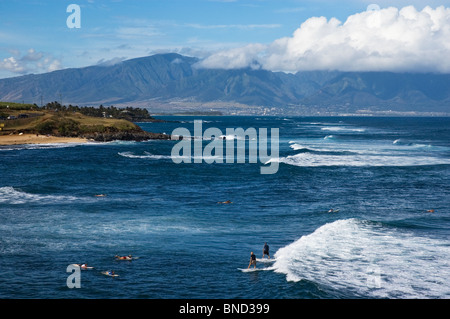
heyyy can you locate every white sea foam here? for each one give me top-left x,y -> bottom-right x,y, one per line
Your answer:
118,151 -> 172,160
118,151 -> 221,162
392,139 -> 447,151
0,143 -> 85,151
321,126 -> 366,132
0,186 -> 83,205
283,136 -> 450,168
273,219 -> 450,298
178,119 -> 214,124
218,134 -> 249,141
290,137 -> 448,155
289,143 -> 309,151
275,152 -> 450,167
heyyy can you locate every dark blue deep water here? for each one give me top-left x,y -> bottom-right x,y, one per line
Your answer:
1,116 -> 449,299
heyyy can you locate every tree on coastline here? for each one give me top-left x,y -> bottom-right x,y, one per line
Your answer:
40,102 -> 156,122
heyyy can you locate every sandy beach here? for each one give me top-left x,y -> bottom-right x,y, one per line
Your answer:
0,134 -> 88,146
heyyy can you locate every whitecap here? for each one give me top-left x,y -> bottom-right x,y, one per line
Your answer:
118,151 -> 221,162
118,151 -> 172,160
273,219 -> 450,298
289,143 -> 309,151
219,134 -> 246,141
277,152 -> 450,167
321,126 -> 366,132
0,186 -> 84,205
393,139 -> 445,151
0,143 -> 84,151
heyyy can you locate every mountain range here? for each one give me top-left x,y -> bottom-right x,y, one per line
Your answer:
0,53 -> 449,115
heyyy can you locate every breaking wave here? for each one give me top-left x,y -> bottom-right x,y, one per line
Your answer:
273,219 -> 450,298
0,143 -> 84,151
0,186 -> 84,205
321,126 -> 366,133
275,152 -> 450,167
282,137 -> 450,167
118,151 -> 172,160
118,151 -> 221,162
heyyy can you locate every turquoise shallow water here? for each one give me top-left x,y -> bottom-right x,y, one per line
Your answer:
0,116 -> 449,299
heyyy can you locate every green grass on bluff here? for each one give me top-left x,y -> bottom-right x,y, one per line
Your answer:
0,102 -> 141,136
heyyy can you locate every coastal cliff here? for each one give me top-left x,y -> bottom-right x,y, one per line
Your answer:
0,102 -> 171,143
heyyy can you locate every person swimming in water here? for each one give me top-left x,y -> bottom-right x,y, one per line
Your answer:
115,255 -> 132,260
248,252 -> 257,269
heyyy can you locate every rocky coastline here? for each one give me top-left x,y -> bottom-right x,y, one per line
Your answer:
81,129 -> 171,142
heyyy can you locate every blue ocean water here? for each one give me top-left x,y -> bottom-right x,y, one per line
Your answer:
0,116 -> 449,299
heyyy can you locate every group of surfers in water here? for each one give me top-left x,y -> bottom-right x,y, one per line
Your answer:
73,255 -> 135,277
248,242 -> 271,269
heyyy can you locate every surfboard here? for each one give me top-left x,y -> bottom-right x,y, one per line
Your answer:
256,258 -> 275,263
238,268 -> 264,272
101,271 -> 119,277
70,264 -> 94,269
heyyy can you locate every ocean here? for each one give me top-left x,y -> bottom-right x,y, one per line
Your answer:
0,116 -> 449,299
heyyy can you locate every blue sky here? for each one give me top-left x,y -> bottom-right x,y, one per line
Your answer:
1,0 -> 449,78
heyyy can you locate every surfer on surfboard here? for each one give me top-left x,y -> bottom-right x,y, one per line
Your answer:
262,242 -> 270,259
248,252 -> 257,269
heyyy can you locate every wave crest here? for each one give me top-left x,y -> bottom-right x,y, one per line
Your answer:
0,186 -> 83,205
118,151 -> 172,160
278,152 -> 450,167
273,219 -> 450,298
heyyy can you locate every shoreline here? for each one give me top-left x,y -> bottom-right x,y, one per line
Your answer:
0,134 -> 88,146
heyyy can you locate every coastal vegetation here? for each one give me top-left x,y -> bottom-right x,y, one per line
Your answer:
0,101 -> 169,141
40,102 -> 161,122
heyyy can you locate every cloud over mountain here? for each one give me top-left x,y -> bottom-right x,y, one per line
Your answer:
2,53 -> 450,114
0,49 -> 61,75
198,5 -> 450,73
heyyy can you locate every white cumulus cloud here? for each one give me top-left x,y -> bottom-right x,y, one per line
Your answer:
0,49 -> 62,76
197,5 -> 450,73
